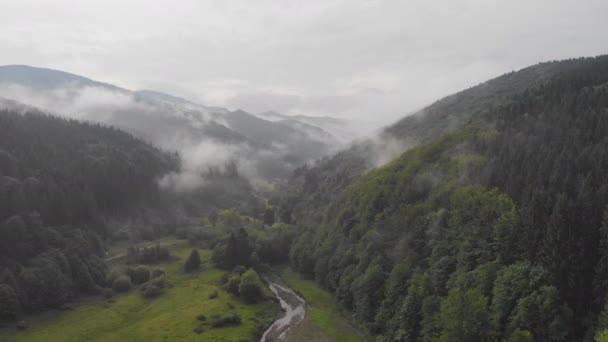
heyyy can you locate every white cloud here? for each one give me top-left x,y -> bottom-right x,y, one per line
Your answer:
0,0 -> 607,126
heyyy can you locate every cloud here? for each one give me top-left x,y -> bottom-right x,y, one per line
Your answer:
1,0 -> 607,126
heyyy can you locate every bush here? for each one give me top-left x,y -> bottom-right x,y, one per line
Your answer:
196,314 -> 207,321
210,314 -> 242,328
232,265 -> 247,275
142,284 -> 162,298
208,290 -> 219,299
141,276 -> 166,298
223,274 -> 241,296
150,276 -> 166,288
239,269 -> 265,303
130,266 -> 150,285
112,276 -> 132,293
105,271 -> 121,287
185,249 -> 201,272
102,288 -> 114,299
0,285 -> 18,321
151,268 -> 165,279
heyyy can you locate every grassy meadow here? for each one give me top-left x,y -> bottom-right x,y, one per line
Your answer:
281,268 -> 365,342
5,240 -> 276,342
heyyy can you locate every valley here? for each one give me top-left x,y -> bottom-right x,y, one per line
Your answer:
3,52 -> 608,342
2,240 -> 275,342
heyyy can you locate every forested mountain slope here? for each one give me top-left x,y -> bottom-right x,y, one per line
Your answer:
0,108 -> 181,318
0,65 -> 341,183
284,55 -> 608,341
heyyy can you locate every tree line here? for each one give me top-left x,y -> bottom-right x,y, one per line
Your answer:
283,56 -> 608,341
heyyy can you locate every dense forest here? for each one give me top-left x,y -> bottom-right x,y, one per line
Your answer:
283,56 -> 608,341
0,109 -> 260,321
0,109 -> 179,319
3,56 -> 608,341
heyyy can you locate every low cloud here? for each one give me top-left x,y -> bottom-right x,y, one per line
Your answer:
0,83 -> 277,191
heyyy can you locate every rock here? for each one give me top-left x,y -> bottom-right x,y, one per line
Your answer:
16,321 -> 27,330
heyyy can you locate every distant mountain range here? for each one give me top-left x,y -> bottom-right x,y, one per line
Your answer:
0,65 -> 359,185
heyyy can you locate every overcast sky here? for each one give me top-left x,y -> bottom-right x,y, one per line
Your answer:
1,0 -> 607,126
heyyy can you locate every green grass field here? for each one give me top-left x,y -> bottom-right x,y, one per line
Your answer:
6,241 -> 276,342
281,268 -> 365,342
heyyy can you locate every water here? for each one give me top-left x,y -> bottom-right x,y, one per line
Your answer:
260,277 -> 306,341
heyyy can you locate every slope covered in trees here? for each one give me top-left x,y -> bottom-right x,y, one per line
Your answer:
284,55 -> 608,341
0,108 -> 177,319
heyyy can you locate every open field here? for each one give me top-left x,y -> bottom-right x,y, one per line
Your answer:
5,241 -> 276,342
281,268 -> 367,342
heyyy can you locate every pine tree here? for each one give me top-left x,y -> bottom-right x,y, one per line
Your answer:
184,249 -> 201,272
593,206 -> 608,305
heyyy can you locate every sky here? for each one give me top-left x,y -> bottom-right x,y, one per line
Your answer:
1,0 -> 607,126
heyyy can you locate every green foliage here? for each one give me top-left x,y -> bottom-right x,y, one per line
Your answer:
223,274 -> 241,296
141,276 -> 166,299
395,273 -> 431,341
142,284 -> 162,298
490,262 -> 547,335
436,288 -> 491,342
184,249 -> 201,272
506,328 -> 535,342
351,257 -> 385,324
281,56 -> 608,341
210,314 -> 242,328
112,276 -> 132,293
129,266 -> 150,285
151,268 -> 165,279
263,207 -> 275,226
0,284 -> 19,321
126,244 -> 170,265
102,288 -> 114,300
8,245 -> 276,341
510,286 -> 572,341
238,269 -> 265,303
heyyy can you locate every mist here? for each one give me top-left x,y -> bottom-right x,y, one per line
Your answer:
0,82 -> 295,191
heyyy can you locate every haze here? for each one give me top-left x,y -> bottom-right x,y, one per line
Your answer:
1,0 -> 607,126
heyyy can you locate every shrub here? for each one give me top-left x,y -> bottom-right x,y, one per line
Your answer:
105,271 -> 121,287
130,266 -> 150,285
150,276 -> 166,288
142,284 -> 162,298
219,273 -> 230,285
232,265 -> 247,275
208,290 -> 219,299
185,249 -> 201,272
151,268 -> 165,279
0,285 -> 18,321
141,276 -> 166,298
102,288 -> 114,299
210,314 -> 242,328
223,274 -> 241,296
239,269 -> 265,303
112,276 -> 132,293
193,325 -> 204,334
196,314 -> 207,321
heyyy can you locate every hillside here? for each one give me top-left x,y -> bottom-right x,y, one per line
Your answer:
0,108 -> 178,317
283,55 -> 608,341
0,65 -> 340,183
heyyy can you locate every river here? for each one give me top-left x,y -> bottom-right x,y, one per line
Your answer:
260,274 -> 306,342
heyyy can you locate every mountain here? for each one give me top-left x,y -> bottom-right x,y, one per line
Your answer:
257,110 -> 363,143
281,55 -> 608,341
0,65 -> 122,91
0,65 -> 339,185
0,107 -> 176,313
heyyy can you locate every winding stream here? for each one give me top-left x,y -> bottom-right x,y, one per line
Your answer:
260,275 -> 306,342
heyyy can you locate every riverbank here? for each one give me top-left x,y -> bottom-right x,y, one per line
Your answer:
3,242 -> 275,341
280,268 -> 370,342
260,273 -> 306,341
